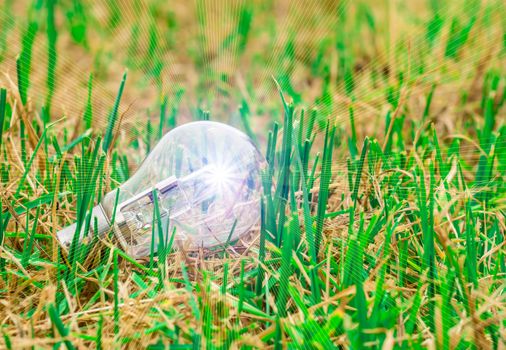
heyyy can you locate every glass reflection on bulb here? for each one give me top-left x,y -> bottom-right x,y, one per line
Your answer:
57,121 -> 265,258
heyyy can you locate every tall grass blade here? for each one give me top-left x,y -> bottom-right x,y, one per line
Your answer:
103,72 -> 127,152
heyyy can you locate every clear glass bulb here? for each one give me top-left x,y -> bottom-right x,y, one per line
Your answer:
58,121 -> 265,258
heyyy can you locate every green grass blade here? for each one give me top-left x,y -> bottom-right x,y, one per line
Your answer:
103,71 -> 127,152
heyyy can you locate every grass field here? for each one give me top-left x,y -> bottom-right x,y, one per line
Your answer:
0,0 -> 505,348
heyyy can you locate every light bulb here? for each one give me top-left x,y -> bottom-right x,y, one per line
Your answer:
58,121 -> 265,258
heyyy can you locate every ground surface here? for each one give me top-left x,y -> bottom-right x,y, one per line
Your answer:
0,0 -> 505,348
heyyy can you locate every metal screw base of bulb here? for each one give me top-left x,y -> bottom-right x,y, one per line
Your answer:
57,204 -> 111,247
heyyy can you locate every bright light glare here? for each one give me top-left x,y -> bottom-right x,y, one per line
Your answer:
207,165 -> 235,193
